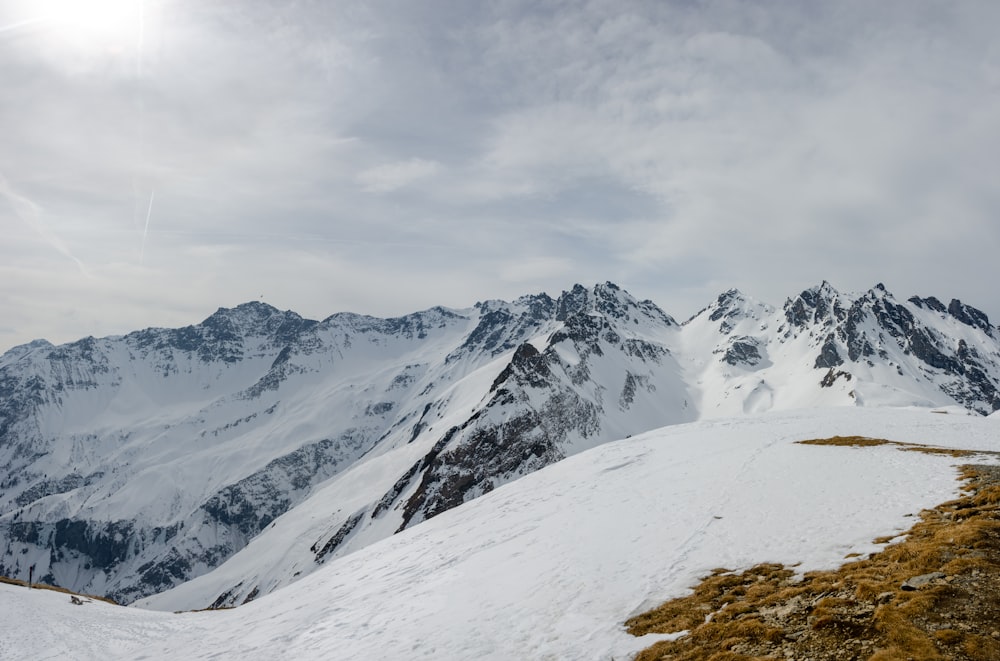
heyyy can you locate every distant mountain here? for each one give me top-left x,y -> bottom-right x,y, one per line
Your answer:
680,282 -> 1000,416
0,282 -> 997,608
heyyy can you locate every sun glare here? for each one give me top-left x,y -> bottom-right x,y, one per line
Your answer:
34,0 -> 145,53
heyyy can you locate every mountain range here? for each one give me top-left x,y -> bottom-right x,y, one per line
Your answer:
0,281 -> 997,608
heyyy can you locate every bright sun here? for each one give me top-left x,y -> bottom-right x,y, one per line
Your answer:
34,0 -> 146,53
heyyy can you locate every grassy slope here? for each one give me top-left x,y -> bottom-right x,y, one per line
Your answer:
627,438 -> 1000,661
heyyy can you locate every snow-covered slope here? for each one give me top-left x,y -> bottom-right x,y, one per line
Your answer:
2,282 -> 999,609
3,408 -> 998,661
0,284 -> 695,604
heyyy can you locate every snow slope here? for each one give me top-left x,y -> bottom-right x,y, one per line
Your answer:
4,407 -> 998,660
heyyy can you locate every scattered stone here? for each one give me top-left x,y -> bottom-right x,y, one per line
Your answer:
901,572 -> 946,591
876,592 -> 895,604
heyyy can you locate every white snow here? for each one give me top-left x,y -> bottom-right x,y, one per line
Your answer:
5,406 -> 998,660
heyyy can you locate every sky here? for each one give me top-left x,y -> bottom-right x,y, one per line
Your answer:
1,0 -> 999,351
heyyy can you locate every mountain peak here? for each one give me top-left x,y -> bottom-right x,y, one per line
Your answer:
554,282 -> 630,321
709,289 -> 748,321
906,296 -> 994,337
810,280 -> 841,298
908,295 -> 947,314
0,338 -> 54,365
716,288 -> 748,307
686,288 -> 772,332
198,302 -> 318,348
947,299 -> 994,336
552,282 -> 674,326
860,282 -> 895,302
592,281 -> 638,319
208,301 -> 313,326
783,281 -> 845,329
205,301 -> 282,323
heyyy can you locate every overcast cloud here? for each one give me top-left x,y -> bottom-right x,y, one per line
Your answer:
1,0 -> 999,349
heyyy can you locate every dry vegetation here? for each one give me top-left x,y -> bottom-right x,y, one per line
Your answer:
0,574 -> 119,606
627,438 -> 1000,661
798,436 -> 978,459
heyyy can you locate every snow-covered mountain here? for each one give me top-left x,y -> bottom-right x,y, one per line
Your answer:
681,282 -> 1000,416
1,282 -> 998,608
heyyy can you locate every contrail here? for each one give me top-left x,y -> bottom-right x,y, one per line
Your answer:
140,189 -> 155,263
0,171 -> 89,276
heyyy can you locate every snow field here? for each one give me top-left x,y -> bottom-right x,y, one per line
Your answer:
5,407 -> 997,660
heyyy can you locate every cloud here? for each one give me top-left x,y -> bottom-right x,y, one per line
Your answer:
1,0 -> 999,349
499,256 -> 574,283
357,158 -> 442,193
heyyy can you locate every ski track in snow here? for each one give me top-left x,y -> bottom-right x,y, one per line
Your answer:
658,426 -> 783,593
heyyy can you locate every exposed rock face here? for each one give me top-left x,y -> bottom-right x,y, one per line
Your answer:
380,283 -> 685,531
947,299 -> 995,337
814,335 -> 844,369
724,338 -> 763,367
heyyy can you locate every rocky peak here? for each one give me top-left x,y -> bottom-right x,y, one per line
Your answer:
202,302 -> 317,342
592,282 -> 634,320
203,301 -> 280,325
45,335 -> 108,365
715,288 -> 745,306
908,296 -> 948,314
708,289 -> 751,323
321,306 -> 465,342
947,299 -> 994,337
555,284 -> 591,321
510,293 -> 557,322
858,283 -> 894,304
554,282 -> 673,328
0,339 -> 55,366
374,307 -> 465,341
784,281 -> 844,329
117,303 -> 319,365
835,285 -> 915,361
444,295 -> 557,364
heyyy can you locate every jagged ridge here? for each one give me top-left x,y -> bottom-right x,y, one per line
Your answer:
0,281 -> 998,608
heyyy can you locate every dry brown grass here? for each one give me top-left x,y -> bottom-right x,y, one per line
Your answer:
798,435 -> 892,448
902,447 -> 977,458
627,438 -> 1000,661
0,574 -> 119,605
797,436 -> 978,458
